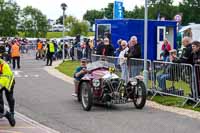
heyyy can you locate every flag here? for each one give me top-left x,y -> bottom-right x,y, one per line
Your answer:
157,11 -> 160,21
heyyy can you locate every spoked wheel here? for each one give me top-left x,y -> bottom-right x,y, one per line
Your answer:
133,81 -> 146,109
80,82 -> 93,111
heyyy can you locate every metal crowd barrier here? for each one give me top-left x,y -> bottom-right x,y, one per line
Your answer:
128,58 -> 152,89
74,48 -> 78,60
91,54 -> 200,107
151,61 -> 196,106
193,64 -> 200,108
20,45 -> 37,53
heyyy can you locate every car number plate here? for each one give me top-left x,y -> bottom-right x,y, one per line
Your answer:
111,99 -> 126,104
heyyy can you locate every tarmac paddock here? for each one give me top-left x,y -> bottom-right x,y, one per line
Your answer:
0,112 -> 59,133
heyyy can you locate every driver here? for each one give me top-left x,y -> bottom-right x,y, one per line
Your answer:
0,58 -> 15,127
72,58 -> 88,97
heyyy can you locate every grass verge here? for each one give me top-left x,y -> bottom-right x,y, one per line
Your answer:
55,60 -> 80,77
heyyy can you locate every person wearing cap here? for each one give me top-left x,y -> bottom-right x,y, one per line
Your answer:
74,58 -> 88,81
46,40 -> 55,66
157,49 -> 177,91
73,58 -> 88,97
0,58 -> 16,127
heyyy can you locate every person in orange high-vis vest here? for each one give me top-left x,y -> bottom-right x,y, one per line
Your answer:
11,41 -> 20,69
37,41 -> 43,59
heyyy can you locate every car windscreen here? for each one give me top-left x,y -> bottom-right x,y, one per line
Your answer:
86,61 -> 115,71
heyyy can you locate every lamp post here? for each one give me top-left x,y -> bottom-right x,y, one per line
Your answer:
144,0 -> 148,89
61,3 -> 67,62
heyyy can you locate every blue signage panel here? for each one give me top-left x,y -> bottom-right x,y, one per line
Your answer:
113,1 -> 124,19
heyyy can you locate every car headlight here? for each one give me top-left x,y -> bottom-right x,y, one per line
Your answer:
92,79 -> 100,87
130,78 -> 137,86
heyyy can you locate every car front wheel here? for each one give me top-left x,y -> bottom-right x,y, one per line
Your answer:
80,82 -> 93,111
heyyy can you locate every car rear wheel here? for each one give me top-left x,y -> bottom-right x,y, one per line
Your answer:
80,82 -> 93,111
133,81 -> 146,109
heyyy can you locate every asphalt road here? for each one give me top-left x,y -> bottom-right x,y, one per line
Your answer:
14,53 -> 200,133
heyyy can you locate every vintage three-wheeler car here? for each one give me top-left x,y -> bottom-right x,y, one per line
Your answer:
74,60 -> 146,111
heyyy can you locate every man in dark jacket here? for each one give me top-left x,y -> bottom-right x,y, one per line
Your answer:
96,39 -> 104,55
192,41 -> 200,65
192,41 -> 200,98
173,37 -> 193,64
125,36 -> 141,77
101,38 -> 114,56
125,36 -> 141,59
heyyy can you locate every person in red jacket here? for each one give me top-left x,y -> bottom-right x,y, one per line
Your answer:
160,38 -> 171,61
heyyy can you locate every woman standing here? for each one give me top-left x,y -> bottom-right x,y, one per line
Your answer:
119,40 -> 129,83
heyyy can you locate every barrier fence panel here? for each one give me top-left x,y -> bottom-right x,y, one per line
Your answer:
74,48 -> 78,60
151,61 -> 196,105
193,64 -> 200,108
20,45 -> 37,53
129,58 -> 152,89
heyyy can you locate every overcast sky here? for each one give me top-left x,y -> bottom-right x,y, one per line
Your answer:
15,0 -> 182,20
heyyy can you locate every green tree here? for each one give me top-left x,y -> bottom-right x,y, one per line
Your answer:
147,0 -> 178,20
20,6 -> 48,37
69,20 -> 89,36
0,0 -> 20,36
83,10 -> 104,25
56,15 -> 67,24
103,3 -> 113,19
179,0 -> 200,25
64,15 -> 77,30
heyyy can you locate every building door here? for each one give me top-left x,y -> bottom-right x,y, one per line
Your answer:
157,26 -> 166,60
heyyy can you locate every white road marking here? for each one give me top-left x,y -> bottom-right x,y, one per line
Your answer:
33,75 -> 39,78
13,70 -> 23,78
13,70 -> 40,78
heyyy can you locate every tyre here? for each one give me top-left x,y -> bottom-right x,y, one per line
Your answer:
133,81 -> 146,109
77,91 -> 81,102
80,82 -> 93,111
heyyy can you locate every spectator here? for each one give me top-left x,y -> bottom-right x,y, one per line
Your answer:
11,40 -> 20,69
125,36 -> 141,77
192,41 -> 200,98
80,41 -> 88,58
115,39 -> 122,56
96,39 -> 104,55
125,36 -> 141,58
160,38 -> 171,61
36,40 -> 43,60
119,40 -> 129,83
101,38 -> 114,56
46,40 -> 55,66
173,37 -> 193,64
157,49 -> 177,91
192,41 -> 200,65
